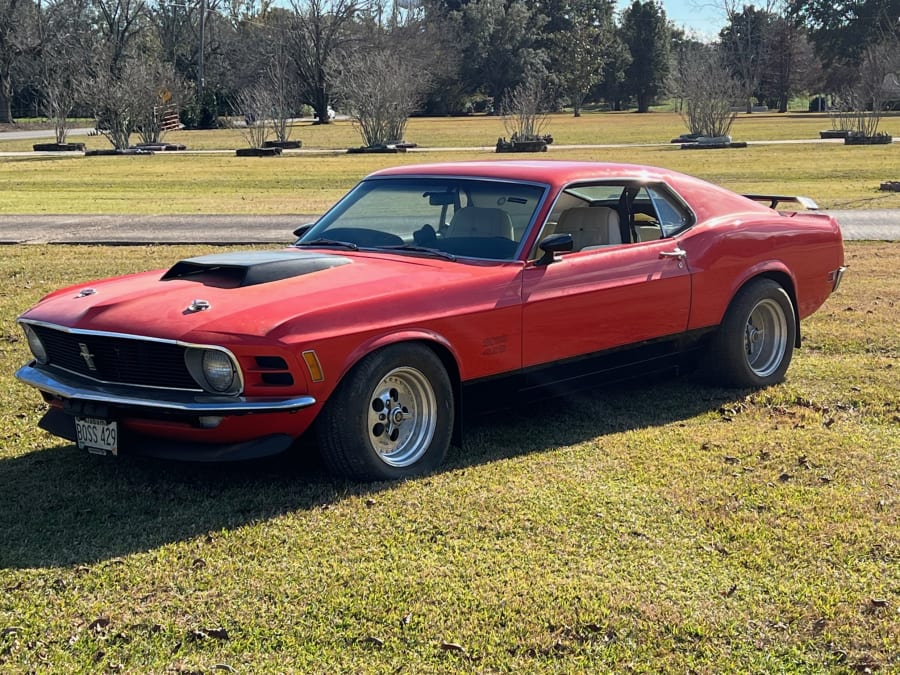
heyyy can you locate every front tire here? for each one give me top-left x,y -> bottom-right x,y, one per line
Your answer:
315,343 -> 453,481
709,278 -> 796,387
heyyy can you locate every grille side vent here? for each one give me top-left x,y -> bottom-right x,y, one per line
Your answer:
254,355 -> 293,387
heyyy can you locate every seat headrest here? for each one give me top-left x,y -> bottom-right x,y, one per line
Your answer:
448,207 -> 514,239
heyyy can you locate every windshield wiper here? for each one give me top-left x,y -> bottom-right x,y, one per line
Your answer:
296,238 -> 359,251
380,244 -> 457,261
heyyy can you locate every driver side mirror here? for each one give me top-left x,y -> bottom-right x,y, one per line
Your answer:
292,222 -> 315,238
536,233 -> 573,266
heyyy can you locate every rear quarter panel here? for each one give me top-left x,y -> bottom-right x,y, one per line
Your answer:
684,212 -> 844,330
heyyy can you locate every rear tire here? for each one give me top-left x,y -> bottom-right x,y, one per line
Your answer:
315,343 -> 453,481
708,278 -> 796,387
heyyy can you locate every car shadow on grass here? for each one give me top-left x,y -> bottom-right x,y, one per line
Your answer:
0,377 -> 740,569
451,377 -> 739,469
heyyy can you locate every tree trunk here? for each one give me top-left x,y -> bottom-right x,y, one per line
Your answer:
637,94 -> 650,113
313,90 -> 331,126
571,90 -> 584,117
0,82 -> 12,124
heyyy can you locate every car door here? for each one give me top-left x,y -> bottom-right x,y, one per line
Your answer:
521,182 -> 693,371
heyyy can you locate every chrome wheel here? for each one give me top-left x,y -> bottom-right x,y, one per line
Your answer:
706,278 -> 796,388
743,298 -> 788,378
367,366 -> 438,468
316,344 -> 453,481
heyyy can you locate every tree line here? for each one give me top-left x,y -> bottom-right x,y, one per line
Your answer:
0,0 -> 897,136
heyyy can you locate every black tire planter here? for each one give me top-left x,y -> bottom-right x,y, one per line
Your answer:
819,130 -> 850,139
496,135 -> 553,153
84,148 -> 154,156
264,140 -> 302,150
33,142 -> 86,152
681,141 -> 748,150
134,143 -> 187,151
496,141 -> 548,153
671,133 -> 700,144
844,134 -> 893,145
346,145 -> 407,154
235,147 -> 283,157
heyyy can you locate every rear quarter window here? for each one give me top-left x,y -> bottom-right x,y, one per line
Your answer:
647,186 -> 692,237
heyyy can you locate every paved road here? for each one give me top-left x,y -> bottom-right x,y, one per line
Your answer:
0,127 -> 95,141
1,128 -> 896,242
0,210 -> 895,244
0,214 -> 315,245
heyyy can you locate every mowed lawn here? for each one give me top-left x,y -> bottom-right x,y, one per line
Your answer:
1,111 -> 899,213
0,240 -> 897,673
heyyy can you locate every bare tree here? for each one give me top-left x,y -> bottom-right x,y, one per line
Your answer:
290,0 -> 360,125
94,0 -> 149,77
37,0 -> 94,144
846,37 -> 900,138
673,43 -> 739,138
758,16 -> 821,113
232,82 -> 274,148
501,75 -> 550,141
87,68 -> 140,149
826,93 -> 855,134
718,0 -> 779,113
328,44 -> 429,146
87,59 -> 177,149
267,35 -> 297,144
41,70 -> 82,145
0,0 -> 35,123
132,62 -> 187,144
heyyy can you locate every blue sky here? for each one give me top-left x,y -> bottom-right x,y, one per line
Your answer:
616,0 -> 727,41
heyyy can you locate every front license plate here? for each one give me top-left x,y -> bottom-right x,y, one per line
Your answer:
75,417 -> 118,456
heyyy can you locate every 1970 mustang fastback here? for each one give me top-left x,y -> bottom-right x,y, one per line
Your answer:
16,161 -> 845,480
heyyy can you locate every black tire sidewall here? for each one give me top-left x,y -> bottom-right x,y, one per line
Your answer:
316,343 -> 454,481
714,279 -> 796,387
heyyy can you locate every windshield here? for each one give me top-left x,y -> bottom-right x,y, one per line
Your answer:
296,176 -> 547,261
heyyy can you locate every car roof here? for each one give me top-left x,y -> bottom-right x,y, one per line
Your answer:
368,160 -> 678,188
367,160 -> 776,222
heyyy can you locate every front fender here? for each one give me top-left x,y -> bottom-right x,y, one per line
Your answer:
339,329 -> 462,384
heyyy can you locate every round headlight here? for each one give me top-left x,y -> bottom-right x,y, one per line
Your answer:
23,324 -> 48,364
201,350 -> 237,393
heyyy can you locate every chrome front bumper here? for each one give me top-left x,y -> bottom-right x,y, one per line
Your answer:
16,363 -> 316,415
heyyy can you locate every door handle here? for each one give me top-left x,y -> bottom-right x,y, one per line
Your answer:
659,248 -> 686,259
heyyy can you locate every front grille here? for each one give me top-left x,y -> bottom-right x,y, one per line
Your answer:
31,325 -> 199,390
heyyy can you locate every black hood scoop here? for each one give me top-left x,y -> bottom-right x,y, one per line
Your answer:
161,250 -> 351,288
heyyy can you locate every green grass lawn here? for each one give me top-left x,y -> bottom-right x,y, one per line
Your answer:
2,111 -> 899,213
0,242 -> 897,672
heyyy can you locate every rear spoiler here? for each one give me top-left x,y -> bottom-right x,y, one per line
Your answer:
743,194 -> 819,210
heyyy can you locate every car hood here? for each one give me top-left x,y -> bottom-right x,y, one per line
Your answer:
21,248 -> 519,343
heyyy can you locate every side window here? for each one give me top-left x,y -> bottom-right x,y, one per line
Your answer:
530,181 -> 692,256
647,186 -> 692,237
631,187 -> 661,242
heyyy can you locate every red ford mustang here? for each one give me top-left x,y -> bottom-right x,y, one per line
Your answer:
16,161 -> 846,480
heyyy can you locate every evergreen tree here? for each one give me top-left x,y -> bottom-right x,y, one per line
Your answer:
620,0 -> 670,113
